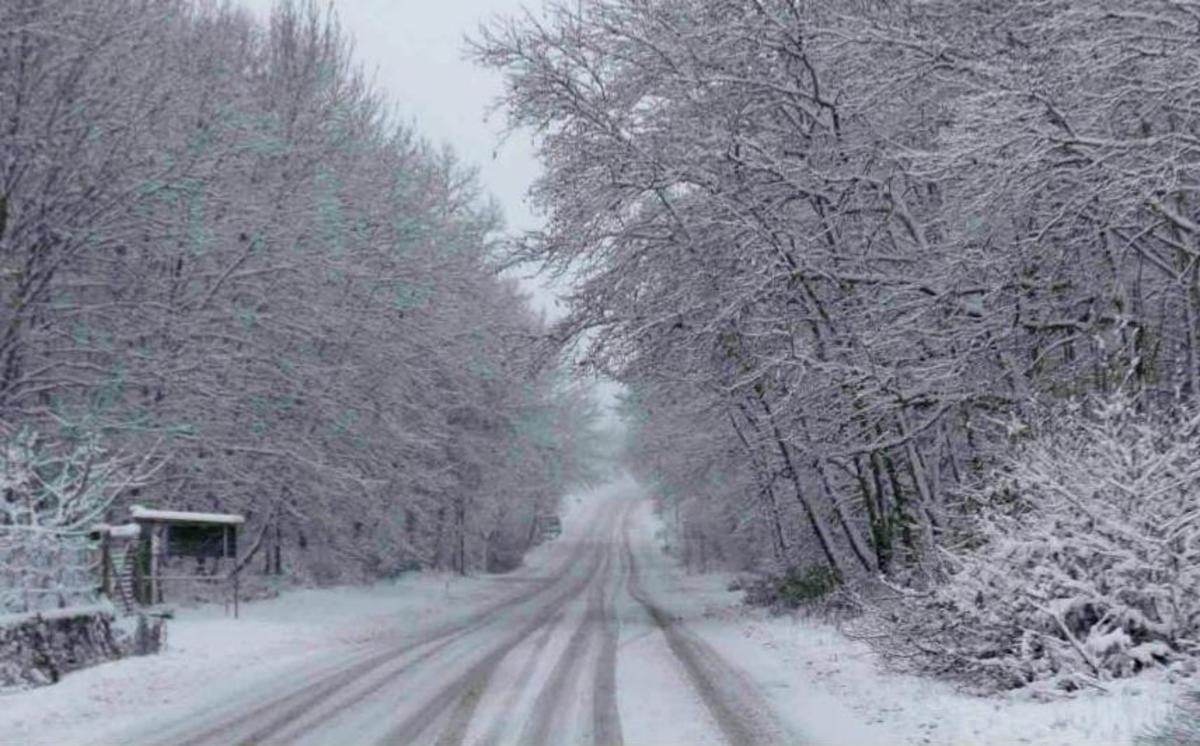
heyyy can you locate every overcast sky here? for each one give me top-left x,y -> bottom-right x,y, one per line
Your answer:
237,0 -> 562,319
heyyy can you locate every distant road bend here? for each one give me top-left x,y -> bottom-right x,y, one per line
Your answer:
138,496 -> 795,746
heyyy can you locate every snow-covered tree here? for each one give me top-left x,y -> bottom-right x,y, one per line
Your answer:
888,394 -> 1200,689
477,0 -> 1200,565
0,0 -> 599,585
0,424 -> 159,613
478,0 -> 1200,684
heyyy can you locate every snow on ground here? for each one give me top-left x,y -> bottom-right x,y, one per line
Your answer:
2,481 -> 1184,746
0,485 -> 609,746
615,600 -> 726,746
627,500 -> 1188,746
0,574 -> 498,745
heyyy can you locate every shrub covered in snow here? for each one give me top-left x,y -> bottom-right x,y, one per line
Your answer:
743,565 -> 844,611
883,395 -> 1200,690
1,426 -> 157,613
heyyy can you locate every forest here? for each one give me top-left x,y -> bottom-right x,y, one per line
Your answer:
475,0 -> 1200,690
6,0 -> 1200,699
0,0 -> 603,613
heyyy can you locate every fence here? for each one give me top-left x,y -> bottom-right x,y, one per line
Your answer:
0,527 -> 99,614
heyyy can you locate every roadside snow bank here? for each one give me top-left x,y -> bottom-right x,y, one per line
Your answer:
628,500 -> 1187,746
0,573 -> 498,745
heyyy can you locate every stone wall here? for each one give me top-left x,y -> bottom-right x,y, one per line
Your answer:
0,604 -> 129,689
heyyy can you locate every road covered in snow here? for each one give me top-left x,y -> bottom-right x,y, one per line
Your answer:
152,495 -> 788,745
0,474 -> 1180,746
0,477 -> 793,746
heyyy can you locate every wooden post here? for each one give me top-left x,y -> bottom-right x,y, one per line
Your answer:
133,538 -> 144,605
262,524 -> 271,574
100,532 -> 112,599
228,526 -> 239,619
149,527 -> 161,606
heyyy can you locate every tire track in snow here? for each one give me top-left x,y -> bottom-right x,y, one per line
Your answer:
380,542 -> 610,745
168,520 -> 604,746
394,499 -> 634,746
592,523 -> 625,746
621,504 -> 793,746
473,500 -> 631,746
518,549 -> 612,746
470,605 -> 566,746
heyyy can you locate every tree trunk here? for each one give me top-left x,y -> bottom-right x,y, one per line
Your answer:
727,407 -> 789,566
755,397 -> 842,574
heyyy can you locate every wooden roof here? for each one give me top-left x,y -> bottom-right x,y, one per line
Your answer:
129,506 -> 245,526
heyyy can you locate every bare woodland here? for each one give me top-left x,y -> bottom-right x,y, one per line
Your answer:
0,0 -> 603,611
475,0 -> 1200,690
6,0 -> 1200,697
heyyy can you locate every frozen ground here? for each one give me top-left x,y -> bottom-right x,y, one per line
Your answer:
0,560 -> 526,744
630,504 -> 1188,746
0,486 -> 598,746
0,476 -> 1187,745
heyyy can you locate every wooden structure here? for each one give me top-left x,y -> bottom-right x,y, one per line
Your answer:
92,522 -> 142,614
536,514 -> 562,541
95,507 -> 245,618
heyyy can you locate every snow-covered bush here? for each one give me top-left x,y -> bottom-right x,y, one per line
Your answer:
0,426 -> 151,614
885,395 -> 1200,690
744,565 -> 844,610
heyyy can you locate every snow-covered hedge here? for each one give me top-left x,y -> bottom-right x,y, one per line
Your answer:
886,396 -> 1200,690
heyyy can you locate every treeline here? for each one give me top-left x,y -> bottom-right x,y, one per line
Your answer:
0,0 -> 599,595
478,0 -> 1200,687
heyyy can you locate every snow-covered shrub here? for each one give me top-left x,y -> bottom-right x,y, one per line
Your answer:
0,426 -> 150,613
886,395 -> 1200,690
744,565 -> 844,610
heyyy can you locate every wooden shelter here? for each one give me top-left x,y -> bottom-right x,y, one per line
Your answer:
95,506 -> 245,618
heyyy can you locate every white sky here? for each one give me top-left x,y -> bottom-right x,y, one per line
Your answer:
237,0 -> 563,319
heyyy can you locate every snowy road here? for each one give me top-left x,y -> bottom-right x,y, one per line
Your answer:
3,486 -> 1174,746
113,496 -> 794,746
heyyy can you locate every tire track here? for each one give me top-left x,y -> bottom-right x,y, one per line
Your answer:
470,605 -> 567,746
592,507 -> 625,746
473,500 -> 632,746
169,520 -> 605,746
401,499 -> 636,746
518,549 -> 611,746
381,542 -> 610,745
621,504 -> 792,746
